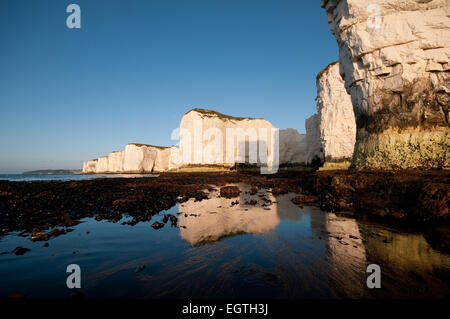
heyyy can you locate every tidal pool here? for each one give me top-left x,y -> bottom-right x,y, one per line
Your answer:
0,184 -> 449,298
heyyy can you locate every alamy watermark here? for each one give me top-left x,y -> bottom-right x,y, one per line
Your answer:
366,264 -> 381,289
366,4 -> 381,30
66,4 -> 81,29
66,264 -> 81,288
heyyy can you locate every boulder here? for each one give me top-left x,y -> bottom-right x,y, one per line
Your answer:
220,186 -> 241,198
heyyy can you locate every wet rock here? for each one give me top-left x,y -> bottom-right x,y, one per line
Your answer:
30,228 -> 50,242
291,195 -> 318,205
122,220 -> 138,226
0,170 -> 448,238
220,186 -> 241,198
0,191 -> 13,199
415,182 -> 449,222
169,215 -> 177,226
151,221 -> 165,229
271,187 -> 287,196
61,218 -> 83,227
424,225 -> 450,254
12,246 -> 30,255
112,198 -> 136,206
271,187 -> 281,196
47,228 -> 74,238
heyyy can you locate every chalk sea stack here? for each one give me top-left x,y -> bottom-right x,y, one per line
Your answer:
322,0 -> 450,169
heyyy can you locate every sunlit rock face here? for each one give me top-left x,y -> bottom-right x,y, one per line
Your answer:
81,144 -> 174,173
107,151 -> 124,172
322,0 -> 450,169
122,144 -> 158,173
178,109 -> 277,167
96,156 -> 109,173
305,114 -> 324,165
279,128 -> 307,165
317,62 -> 356,162
178,185 -> 280,245
82,159 -> 98,173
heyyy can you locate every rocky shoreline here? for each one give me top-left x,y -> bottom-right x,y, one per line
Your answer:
0,170 -> 448,253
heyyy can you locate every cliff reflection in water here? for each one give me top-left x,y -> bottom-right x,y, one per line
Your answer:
178,184 -> 280,245
1,184 -> 448,298
174,184 -> 449,298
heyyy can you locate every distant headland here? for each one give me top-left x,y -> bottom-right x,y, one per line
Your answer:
21,169 -> 82,175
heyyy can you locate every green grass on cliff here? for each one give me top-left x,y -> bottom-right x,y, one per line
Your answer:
185,108 -> 262,121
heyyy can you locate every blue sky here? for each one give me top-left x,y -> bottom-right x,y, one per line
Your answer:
0,0 -> 337,173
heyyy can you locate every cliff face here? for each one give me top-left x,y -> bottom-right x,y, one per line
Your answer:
317,62 -> 356,162
82,159 -> 97,173
82,144 -> 174,174
322,0 -> 450,168
305,114 -> 324,165
279,129 -> 307,164
178,108 -> 278,167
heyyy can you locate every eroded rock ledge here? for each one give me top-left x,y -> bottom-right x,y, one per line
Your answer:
322,0 -> 450,169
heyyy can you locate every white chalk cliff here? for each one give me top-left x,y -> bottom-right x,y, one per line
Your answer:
322,0 -> 450,168
302,62 -> 356,166
82,143 -> 177,173
305,114 -> 324,164
317,62 -> 356,162
279,128 -> 307,164
82,98 -> 356,172
178,108 -> 278,167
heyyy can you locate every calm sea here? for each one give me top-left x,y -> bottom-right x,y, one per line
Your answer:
0,174 -> 156,182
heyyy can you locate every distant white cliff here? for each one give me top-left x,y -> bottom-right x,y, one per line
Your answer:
82,143 -> 178,174
83,73 -> 357,174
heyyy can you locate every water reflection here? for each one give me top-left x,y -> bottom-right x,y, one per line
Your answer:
0,184 -> 448,298
178,184 -> 280,245
175,184 -> 449,298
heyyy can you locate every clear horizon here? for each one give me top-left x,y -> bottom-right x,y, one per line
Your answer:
0,0 -> 337,173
